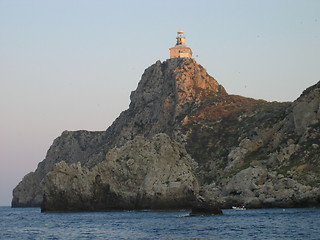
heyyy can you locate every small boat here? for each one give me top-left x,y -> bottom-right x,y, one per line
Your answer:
232,206 -> 246,210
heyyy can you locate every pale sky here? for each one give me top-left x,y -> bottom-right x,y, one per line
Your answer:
0,0 -> 319,206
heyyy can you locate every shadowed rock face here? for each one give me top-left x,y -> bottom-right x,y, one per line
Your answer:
12,58 -> 320,210
12,130 -> 107,207
41,134 -> 199,212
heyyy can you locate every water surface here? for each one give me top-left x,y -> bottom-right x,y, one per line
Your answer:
1,207 -> 319,239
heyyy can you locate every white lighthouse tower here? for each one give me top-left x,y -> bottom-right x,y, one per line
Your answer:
169,30 -> 193,59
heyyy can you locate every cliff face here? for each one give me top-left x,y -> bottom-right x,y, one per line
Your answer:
185,81 -> 320,208
12,58 -> 320,210
12,58 -> 226,208
101,58 -> 227,150
12,130 -> 107,207
42,134 -> 199,212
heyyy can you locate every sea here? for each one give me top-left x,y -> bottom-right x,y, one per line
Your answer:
0,207 -> 319,239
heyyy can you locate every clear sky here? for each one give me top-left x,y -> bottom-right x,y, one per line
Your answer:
0,0 -> 319,206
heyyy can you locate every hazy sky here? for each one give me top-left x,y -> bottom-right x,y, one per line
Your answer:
0,0 -> 319,206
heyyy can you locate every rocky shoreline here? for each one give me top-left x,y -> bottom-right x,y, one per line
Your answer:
12,58 -> 320,212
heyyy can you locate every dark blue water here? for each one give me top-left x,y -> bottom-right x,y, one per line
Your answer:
1,207 -> 319,239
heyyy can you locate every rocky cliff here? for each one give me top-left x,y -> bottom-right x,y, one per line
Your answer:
12,58 -> 320,211
188,81 -> 320,208
12,58 -> 226,208
42,134 -> 199,212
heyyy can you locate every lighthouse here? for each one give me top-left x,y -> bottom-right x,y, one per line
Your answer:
169,30 -> 193,59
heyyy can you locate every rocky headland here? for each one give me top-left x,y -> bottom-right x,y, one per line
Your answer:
12,58 -> 320,211
41,133 -> 200,212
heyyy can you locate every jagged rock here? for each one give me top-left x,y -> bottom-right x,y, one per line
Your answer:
12,56 -> 320,210
12,58 -> 225,208
12,130 -> 107,207
189,204 -> 223,216
41,134 -> 199,212
293,81 -> 320,135
220,166 -> 320,208
11,172 -> 43,207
